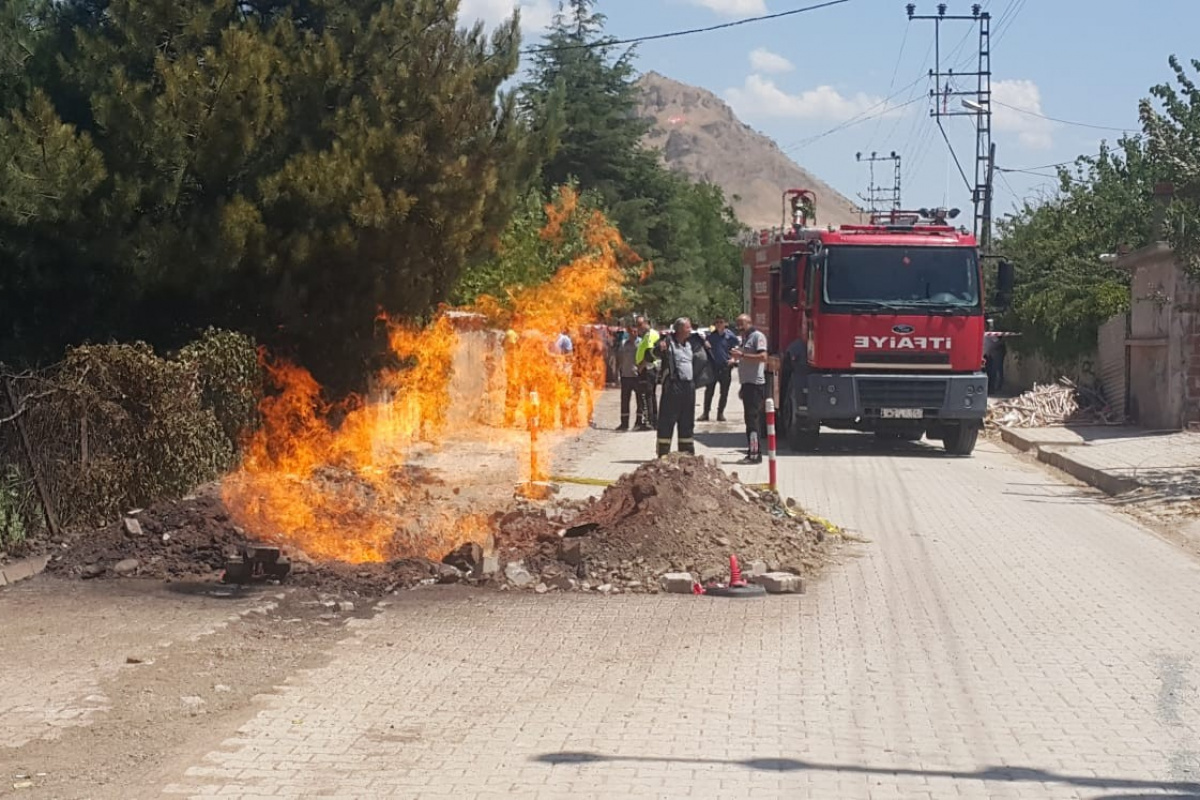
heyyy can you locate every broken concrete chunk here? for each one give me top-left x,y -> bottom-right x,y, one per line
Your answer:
659,572 -> 695,594
480,554 -> 500,577
112,558 -> 140,576
534,582 -> 549,594
747,560 -> 769,577
435,564 -> 463,584
337,601 -> 355,613
122,517 -> 143,537
750,572 -> 804,594
80,563 -> 105,579
504,561 -> 535,588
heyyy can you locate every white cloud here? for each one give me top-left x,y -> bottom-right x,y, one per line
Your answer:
749,48 -> 794,75
685,0 -> 768,15
725,75 -> 895,122
457,0 -> 553,32
992,78 -> 1054,150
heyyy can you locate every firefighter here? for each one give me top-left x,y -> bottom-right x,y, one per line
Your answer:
634,315 -> 659,431
732,313 -> 768,464
654,318 -> 698,458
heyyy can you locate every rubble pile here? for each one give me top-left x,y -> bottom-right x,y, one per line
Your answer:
490,455 -> 836,594
47,484 -> 454,595
987,378 -> 1120,428
47,457 -> 840,598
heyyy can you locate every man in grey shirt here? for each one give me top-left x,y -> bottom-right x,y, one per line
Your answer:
732,313 -> 768,464
654,318 -> 698,457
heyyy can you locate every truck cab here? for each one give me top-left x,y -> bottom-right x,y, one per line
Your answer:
744,193 -> 1011,456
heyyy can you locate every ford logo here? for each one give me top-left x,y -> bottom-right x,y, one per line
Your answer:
892,324 -> 915,334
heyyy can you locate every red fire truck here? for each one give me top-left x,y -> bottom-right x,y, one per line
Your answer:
742,190 -> 1013,456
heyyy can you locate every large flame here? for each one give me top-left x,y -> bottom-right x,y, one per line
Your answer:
221,187 -> 630,563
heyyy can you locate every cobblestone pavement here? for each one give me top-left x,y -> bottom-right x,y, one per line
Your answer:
156,390 -> 1200,799
0,578 -> 275,749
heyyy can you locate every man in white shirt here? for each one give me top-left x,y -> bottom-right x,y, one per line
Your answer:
731,314 -> 768,464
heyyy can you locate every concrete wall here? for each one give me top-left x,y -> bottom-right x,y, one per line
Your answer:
1120,243 -> 1200,430
1004,349 -> 1096,394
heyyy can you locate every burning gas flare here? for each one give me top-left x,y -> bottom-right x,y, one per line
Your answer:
222,188 -> 630,563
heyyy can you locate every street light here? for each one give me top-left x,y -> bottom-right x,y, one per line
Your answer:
962,98 -> 985,113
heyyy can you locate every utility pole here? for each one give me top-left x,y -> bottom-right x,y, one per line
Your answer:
906,3 -> 993,250
856,151 -> 903,217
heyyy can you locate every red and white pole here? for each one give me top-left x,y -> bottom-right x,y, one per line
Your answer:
765,398 -> 777,492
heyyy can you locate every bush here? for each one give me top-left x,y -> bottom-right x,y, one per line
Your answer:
179,328 -> 262,448
0,329 -> 260,532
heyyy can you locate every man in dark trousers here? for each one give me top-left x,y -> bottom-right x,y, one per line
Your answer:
732,313 -> 769,464
655,318 -> 699,457
634,315 -> 659,431
699,316 -> 738,422
614,325 -> 642,431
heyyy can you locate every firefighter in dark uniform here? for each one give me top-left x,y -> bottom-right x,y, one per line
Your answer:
655,318 -> 698,458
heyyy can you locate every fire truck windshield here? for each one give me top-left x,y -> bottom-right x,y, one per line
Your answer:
822,245 -> 980,312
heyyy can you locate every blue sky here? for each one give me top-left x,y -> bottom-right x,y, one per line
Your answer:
460,0 -> 1200,227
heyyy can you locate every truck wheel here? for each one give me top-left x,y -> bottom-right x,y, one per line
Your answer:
942,422 -> 980,456
788,424 -> 819,452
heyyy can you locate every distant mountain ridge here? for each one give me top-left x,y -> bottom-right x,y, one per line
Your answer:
636,71 -> 862,231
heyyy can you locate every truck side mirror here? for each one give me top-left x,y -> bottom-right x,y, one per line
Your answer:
995,259 -> 1015,309
780,255 -> 799,306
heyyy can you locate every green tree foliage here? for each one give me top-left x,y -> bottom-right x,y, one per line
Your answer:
452,185 -> 605,304
1141,55 -> 1200,275
995,137 -> 1154,361
515,0 -> 745,325
0,0 -> 546,390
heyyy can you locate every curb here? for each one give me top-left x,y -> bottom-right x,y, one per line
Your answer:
0,554 -> 50,588
1000,427 -> 1140,496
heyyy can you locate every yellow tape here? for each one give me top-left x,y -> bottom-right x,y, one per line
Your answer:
549,475 -> 615,487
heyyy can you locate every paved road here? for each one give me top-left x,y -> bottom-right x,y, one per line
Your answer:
158,390 -> 1200,799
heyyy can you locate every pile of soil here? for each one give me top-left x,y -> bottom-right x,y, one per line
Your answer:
493,455 -> 836,591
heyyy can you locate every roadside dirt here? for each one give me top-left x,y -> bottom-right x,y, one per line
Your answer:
0,576 -> 378,798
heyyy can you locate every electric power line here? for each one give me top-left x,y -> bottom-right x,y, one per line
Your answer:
522,0 -> 851,54
992,100 -> 1137,132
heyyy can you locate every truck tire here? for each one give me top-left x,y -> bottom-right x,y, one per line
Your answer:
788,424 -> 820,452
942,422 -> 980,456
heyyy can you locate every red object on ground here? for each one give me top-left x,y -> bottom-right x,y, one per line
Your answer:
729,554 -> 747,587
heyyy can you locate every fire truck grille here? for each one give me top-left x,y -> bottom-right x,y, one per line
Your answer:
858,378 -> 948,408
854,352 -> 951,366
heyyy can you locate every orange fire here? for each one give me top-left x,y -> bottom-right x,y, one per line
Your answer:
221,187 -> 630,563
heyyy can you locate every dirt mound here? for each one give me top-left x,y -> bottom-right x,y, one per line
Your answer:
46,484 -> 246,581
494,455 -> 835,591
46,483 -> 463,597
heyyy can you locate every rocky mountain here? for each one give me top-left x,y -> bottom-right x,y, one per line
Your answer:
636,71 -> 862,231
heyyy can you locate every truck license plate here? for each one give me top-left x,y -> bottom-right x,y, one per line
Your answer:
881,408 -> 924,419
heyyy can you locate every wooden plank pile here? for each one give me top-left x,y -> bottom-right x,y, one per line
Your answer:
987,378 -> 1122,428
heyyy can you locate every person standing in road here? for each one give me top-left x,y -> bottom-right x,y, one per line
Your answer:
614,326 -> 642,431
699,316 -> 738,422
732,313 -> 768,464
634,315 -> 659,431
654,318 -> 698,458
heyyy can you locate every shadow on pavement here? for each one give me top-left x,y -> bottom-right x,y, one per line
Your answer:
694,430 -> 952,459
161,581 -> 271,600
532,751 -> 1200,796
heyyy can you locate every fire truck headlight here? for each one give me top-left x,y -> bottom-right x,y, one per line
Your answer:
966,385 -> 975,396
827,384 -> 836,393
829,396 -> 837,406
964,398 -> 973,408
